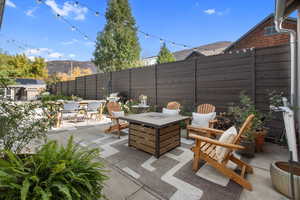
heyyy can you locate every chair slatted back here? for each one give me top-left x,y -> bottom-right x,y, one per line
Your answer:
107,102 -> 121,116
63,102 -> 79,112
167,102 -> 181,110
233,114 -> 255,145
197,104 -> 215,114
87,102 -> 101,111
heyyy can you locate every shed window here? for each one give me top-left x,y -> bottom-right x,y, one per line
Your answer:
264,26 -> 278,36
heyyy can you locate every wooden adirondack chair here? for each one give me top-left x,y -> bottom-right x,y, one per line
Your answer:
105,102 -> 129,138
166,101 -> 181,110
190,114 -> 255,190
186,104 -> 217,139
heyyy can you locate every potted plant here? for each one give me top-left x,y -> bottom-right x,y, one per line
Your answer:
228,92 -> 269,156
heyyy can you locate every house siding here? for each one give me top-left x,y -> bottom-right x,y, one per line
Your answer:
227,18 -> 297,51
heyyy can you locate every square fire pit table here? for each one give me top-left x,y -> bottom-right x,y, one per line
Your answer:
120,112 -> 190,158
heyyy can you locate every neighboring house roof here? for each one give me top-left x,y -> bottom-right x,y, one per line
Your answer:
225,13 -> 297,52
15,78 -> 45,85
173,41 -> 231,61
142,41 -> 231,62
185,51 -> 206,60
0,0 -> 5,29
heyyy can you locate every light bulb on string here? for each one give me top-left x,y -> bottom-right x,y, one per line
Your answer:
36,0 -> 42,4
84,35 -> 88,40
55,13 -> 61,18
95,11 -> 100,16
159,39 -> 164,44
71,26 -> 76,31
144,34 -> 149,39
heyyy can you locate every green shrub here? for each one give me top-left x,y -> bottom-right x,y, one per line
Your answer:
0,137 -> 108,200
40,94 -> 73,102
0,101 -> 53,153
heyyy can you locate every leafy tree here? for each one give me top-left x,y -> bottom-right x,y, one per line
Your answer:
157,43 -> 176,64
0,52 -> 48,86
56,67 -> 92,81
93,0 -> 141,72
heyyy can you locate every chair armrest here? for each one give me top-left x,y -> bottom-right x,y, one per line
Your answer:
189,133 -> 245,150
209,119 -> 218,124
187,125 -> 224,135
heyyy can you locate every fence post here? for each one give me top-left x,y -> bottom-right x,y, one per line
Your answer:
194,59 -> 198,109
60,82 -> 63,95
95,74 -> 98,99
75,78 -> 78,96
252,49 -> 256,104
155,64 -> 158,108
84,76 -> 87,99
129,69 -> 132,99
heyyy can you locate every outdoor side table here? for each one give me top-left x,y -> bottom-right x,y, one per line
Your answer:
120,112 -> 190,158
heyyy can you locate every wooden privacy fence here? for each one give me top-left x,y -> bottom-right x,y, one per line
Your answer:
50,44 -> 291,140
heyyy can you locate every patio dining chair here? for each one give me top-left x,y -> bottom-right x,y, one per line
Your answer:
105,101 -> 129,138
61,101 -> 80,123
187,104 -> 217,139
166,101 -> 181,110
86,101 -> 103,121
190,114 -> 255,190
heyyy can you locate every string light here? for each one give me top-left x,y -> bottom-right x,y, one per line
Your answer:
68,0 -> 192,49
36,0 -> 192,49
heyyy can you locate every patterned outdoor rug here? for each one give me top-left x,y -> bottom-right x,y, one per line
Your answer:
63,128 -> 244,200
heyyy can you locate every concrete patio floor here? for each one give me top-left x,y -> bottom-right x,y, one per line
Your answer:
47,122 -> 290,200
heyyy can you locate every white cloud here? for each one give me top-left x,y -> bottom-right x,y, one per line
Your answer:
6,0 -> 16,8
204,9 -> 216,15
61,39 -> 79,45
204,8 -> 230,16
48,52 -> 64,58
24,48 -> 64,60
69,54 -> 76,58
25,7 -> 38,17
25,48 -> 51,56
45,0 -> 88,21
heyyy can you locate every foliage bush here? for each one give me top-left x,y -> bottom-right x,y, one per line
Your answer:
228,92 -> 268,141
0,101 -> 53,153
40,94 -> 74,102
0,137 -> 108,200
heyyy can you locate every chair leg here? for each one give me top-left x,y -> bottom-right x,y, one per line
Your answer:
202,153 -> 253,191
192,140 -> 201,171
186,128 -> 190,139
230,155 -> 253,174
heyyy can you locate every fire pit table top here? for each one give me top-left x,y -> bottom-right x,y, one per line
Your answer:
119,112 -> 190,128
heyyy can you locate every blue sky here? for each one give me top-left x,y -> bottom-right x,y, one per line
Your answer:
0,0 -> 284,61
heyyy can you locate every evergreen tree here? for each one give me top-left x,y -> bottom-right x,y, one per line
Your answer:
157,43 -> 175,64
93,0 -> 141,72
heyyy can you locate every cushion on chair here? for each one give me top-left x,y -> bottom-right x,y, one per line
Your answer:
162,108 -> 180,115
111,111 -> 125,125
191,112 -> 216,128
215,126 -> 237,163
112,111 -> 125,118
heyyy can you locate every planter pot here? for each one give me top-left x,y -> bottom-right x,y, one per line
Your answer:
255,129 -> 267,153
236,140 -> 255,158
270,161 -> 300,199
